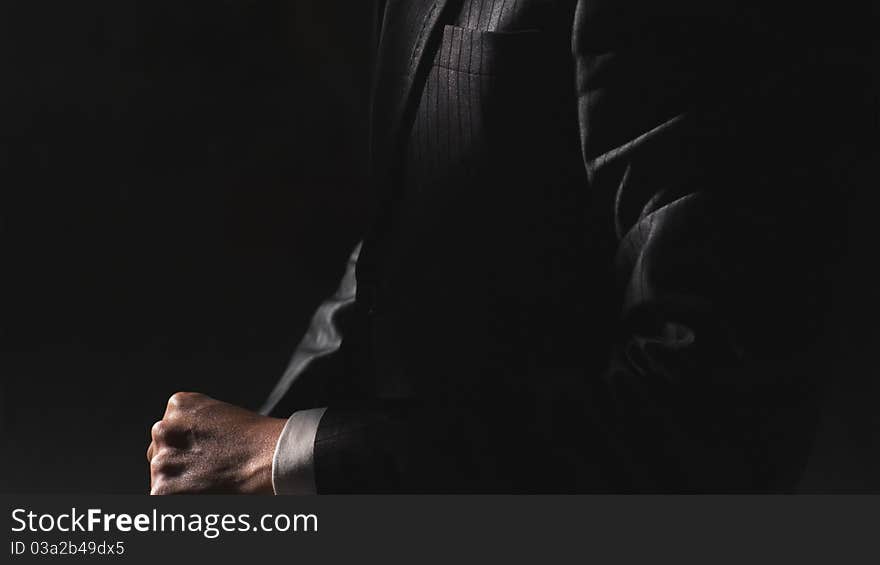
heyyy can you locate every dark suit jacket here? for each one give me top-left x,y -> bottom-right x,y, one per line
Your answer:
267,0 -> 872,492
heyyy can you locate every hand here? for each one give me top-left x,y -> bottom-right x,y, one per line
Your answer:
147,392 -> 286,495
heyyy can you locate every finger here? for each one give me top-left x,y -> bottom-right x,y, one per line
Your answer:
151,420 -> 165,443
147,440 -> 155,462
149,447 -> 157,493
151,479 -> 182,496
150,474 -> 179,496
150,449 -> 184,478
150,476 -> 170,496
154,421 -> 191,452
151,463 -> 195,496
150,451 -> 186,496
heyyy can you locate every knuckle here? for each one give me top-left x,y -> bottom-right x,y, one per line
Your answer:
151,420 -> 166,441
167,391 -> 206,412
150,478 -> 169,496
149,451 -> 172,474
167,392 -> 190,409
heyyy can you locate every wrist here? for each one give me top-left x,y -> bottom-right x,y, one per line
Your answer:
242,416 -> 287,494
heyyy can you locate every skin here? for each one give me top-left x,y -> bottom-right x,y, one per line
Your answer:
147,392 -> 286,495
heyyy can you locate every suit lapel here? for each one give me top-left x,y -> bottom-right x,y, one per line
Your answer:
370,0 -> 455,191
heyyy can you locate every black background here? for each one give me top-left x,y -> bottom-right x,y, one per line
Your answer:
1,1 -> 372,492
1,2 -> 879,493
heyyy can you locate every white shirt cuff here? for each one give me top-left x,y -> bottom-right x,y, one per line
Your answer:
271,407 -> 328,495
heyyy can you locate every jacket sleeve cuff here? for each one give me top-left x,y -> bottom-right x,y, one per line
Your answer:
271,407 -> 328,495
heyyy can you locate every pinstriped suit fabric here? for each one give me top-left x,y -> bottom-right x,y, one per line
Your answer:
404,0 -> 564,192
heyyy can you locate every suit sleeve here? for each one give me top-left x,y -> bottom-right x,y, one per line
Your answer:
566,0 -> 871,491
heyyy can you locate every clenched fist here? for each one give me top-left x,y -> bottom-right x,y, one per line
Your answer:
147,392 -> 286,495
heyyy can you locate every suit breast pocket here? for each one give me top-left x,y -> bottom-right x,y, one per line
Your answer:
433,25 -> 551,76
417,25 -> 573,168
